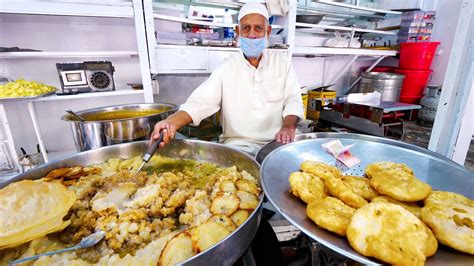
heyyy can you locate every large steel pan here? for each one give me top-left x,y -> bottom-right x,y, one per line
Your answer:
260,133 -> 473,265
62,103 -> 177,151
1,140 -> 262,266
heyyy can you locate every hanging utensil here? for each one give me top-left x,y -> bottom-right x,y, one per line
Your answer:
9,231 -> 105,265
134,132 -> 164,175
65,109 -> 86,122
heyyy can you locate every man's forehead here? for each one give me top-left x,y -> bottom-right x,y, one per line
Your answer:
239,13 -> 267,25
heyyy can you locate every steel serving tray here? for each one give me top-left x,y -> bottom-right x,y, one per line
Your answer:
0,91 -> 55,102
260,133 -> 473,265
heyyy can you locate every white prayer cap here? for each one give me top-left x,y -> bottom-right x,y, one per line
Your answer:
238,3 -> 269,22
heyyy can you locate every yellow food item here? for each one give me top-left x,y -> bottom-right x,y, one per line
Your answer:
369,169 -> 431,202
306,197 -> 356,236
190,221 -> 231,252
235,179 -> 261,196
159,232 -> 197,266
0,156 -> 261,265
208,215 -> 237,232
341,175 -> 379,201
289,171 -> 327,204
365,162 -> 413,179
0,180 -> 76,249
0,79 -> 56,98
236,190 -> 259,210
424,191 -> 474,207
230,210 -> 250,227
371,196 -> 422,218
210,193 -> 240,216
300,161 -> 342,181
421,195 -> 474,255
347,202 -> 436,266
325,176 -> 368,208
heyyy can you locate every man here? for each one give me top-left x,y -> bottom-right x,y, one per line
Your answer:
151,3 -> 304,157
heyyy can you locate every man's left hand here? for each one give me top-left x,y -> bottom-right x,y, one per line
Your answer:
275,126 -> 296,144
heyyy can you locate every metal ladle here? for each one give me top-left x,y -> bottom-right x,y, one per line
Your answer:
9,231 -> 105,265
65,109 -> 86,122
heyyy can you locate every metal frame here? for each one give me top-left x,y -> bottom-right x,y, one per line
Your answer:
0,104 -> 21,175
428,0 -> 473,162
132,0 -> 155,103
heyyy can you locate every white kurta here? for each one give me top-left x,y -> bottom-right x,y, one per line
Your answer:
180,49 -> 304,147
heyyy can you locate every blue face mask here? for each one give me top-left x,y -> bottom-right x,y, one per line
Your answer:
239,36 -> 267,58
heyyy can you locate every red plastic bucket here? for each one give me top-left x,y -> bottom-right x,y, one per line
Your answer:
362,66 -> 395,73
394,68 -> 432,98
400,95 -> 423,104
399,42 -> 440,70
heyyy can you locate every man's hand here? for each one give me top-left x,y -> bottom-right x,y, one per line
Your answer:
149,111 -> 193,148
275,115 -> 300,144
275,125 -> 296,144
151,120 -> 176,148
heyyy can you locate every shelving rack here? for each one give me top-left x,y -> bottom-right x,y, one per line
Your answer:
0,0 -> 153,165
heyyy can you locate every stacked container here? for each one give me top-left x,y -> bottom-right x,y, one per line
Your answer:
396,11 -> 439,104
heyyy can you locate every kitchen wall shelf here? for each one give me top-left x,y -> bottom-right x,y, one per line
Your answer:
0,1 -> 134,18
0,51 -> 139,59
154,13 -> 284,29
294,22 -> 397,35
315,0 -> 402,15
292,46 -> 397,57
33,90 -> 144,102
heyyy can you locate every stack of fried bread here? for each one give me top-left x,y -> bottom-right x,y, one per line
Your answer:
0,180 -> 76,249
289,161 -> 474,265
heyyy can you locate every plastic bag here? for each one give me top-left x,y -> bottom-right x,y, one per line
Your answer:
324,31 -> 361,48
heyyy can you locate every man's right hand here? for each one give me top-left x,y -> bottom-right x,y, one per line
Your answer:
149,111 -> 194,148
151,120 -> 176,148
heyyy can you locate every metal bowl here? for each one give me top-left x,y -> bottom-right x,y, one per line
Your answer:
2,139 -> 263,265
61,103 -> 177,151
296,14 -> 324,25
260,133 -> 473,265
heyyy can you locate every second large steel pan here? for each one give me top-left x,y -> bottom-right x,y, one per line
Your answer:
260,133 -> 473,265
2,140 -> 262,265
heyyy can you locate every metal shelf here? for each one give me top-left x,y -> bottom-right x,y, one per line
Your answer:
315,0 -> 402,15
154,13 -> 283,29
0,51 -> 139,59
0,1 -> 134,18
33,90 -> 144,102
295,22 -> 397,35
292,46 -> 397,57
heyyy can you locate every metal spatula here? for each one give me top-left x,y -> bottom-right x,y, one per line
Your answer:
134,133 -> 164,175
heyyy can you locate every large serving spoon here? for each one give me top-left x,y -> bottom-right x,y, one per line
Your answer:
9,231 -> 105,265
65,109 -> 86,122
134,132 -> 164,175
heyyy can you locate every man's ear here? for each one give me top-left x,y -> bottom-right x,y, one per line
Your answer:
266,25 -> 272,38
235,25 -> 240,38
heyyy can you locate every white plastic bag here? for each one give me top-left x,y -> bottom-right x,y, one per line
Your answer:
324,31 -> 361,48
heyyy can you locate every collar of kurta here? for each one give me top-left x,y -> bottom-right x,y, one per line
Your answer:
238,49 -> 269,71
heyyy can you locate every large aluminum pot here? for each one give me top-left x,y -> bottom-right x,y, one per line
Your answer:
2,140 -> 262,265
358,72 -> 405,102
61,103 -> 177,151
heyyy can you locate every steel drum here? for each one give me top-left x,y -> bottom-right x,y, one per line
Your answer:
2,140 -> 262,266
260,133 -> 473,265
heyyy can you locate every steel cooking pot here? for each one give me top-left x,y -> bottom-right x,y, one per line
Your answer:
2,140 -> 263,265
61,103 -> 177,151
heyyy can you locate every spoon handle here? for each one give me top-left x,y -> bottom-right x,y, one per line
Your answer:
9,246 -> 79,265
